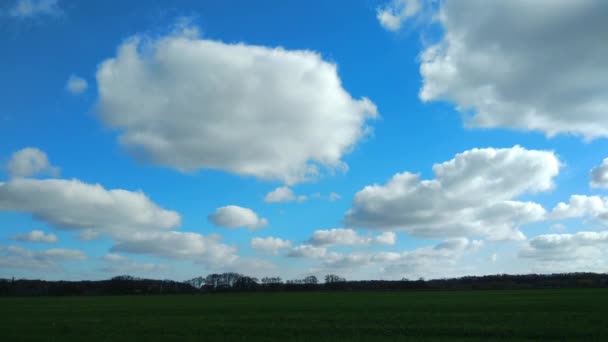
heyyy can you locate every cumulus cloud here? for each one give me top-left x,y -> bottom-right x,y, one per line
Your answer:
264,186 -> 307,203
7,147 -> 59,178
8,0 -> 59,18
287,245 -> 328,259
111,231 -> 238,267
520,231 -> 608,272
65,75 -> 88,95
308,228 -> 396,247
551,195 -> 608,224
590,159 -> 608,189
345,146 -> 558,240
12,230 -> 58,243
0,178 -> 181,239
251,237 -> 292,255
208,205 -> 268,230
0,245 -> 85,271
100,253 -> 168,275
96,25 -> 377,184
419,1 -> 608,139
328,192 -> 341,201
314,238 -> 482,279
377,0 -> 421,31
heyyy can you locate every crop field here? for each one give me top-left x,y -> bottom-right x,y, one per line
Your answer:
1,289 -> 608,341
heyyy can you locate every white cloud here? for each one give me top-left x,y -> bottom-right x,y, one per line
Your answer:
328,192 -> 341,201
345,146 -> 558,240
96,25 -> 377,184
313,238 -> 482,279
251,237 -> 292,255
100,253 -> 168,275
376,0 -> 421,31
111,231 -> 238,267
590,158 -> 608,189
550,223 -> 567,232
287,245 -> 328,259
9,0 -> 59,18
0,245 -> 85,271
264,186 -> 307,203
520,231 -> 608,272
419,1 -> 608,139
0,178 -> 181,239
551,195 -> 608,223
102,253 -> 127,263
12,230 -> 58,243
208,205 -> 268,230
66,75 -> 88,95
7,147 -> 59,178
308,228 -> 396,247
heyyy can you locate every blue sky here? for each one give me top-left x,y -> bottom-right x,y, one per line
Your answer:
2,0 -> 608,281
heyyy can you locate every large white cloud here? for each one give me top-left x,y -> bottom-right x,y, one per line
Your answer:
345,146 -> 559,240
208,205 -> 268,230
308,228 -> 396,247
96,26 -> 378,184
12,230 -> 58,243
7,147 -> 59,178
0,178 -> 181,239
419,1 -> 608,139
590,159 -> 608,189
251,237 -> 292,255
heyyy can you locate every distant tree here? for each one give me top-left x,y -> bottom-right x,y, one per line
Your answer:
303,275 -> 318,285
234,276 -> 259,289
324,274 -> 346,283
261,277 -> 282,284
205,274 -> 222,288
184,276 -> 205,289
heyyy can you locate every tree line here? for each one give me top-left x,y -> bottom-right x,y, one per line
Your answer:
1,272 -> 607,296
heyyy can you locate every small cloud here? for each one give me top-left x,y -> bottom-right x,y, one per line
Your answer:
308,228 -> 396,247
9,0 -> 60,18
328,192 -> 341,201
590,158 -> 608,189
264,186 -> 307,203
377,0 -> 421,31
251,237 -> 292,255
7,147 -> 60,178
208,205 -> 268,230
66,75 -> 88,95
12,230 -> 58,243
288,245 -> 327,259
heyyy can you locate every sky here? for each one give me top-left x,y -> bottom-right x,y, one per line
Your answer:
1,0 -> 608,282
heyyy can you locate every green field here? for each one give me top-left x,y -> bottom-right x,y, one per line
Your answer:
1,289 -> 607,341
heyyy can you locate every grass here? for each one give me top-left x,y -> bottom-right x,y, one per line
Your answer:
1,289 -> 607,341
